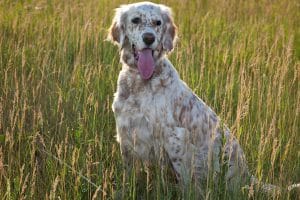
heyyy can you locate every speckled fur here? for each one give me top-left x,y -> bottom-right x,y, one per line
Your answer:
108,1 -> 249,190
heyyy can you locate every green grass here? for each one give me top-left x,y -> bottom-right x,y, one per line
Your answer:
0,0 -> 299,199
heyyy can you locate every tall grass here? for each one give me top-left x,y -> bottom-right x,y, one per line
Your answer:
0,0 -> 299,199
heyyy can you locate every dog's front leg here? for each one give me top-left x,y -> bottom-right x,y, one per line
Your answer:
118,138 -> 135,171
116,114 -> 154,173
163,127 -> 192,185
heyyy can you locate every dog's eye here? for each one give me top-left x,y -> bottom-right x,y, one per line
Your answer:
131,17 -> 141,24
156,20 -> 161,26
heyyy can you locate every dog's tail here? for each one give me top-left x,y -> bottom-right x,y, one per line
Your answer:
248,175 -> 300,195
287,183 -> 300,191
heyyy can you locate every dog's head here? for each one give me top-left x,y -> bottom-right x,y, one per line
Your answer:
108,2 -> 177,79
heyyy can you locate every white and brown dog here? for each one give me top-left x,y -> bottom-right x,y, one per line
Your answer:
108,1 -> 277,193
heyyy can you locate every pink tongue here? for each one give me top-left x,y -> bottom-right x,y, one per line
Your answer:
137,49 -> 155,80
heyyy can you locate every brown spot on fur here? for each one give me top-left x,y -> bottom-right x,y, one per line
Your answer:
120,39 -> 137,68
120,126 -> 129,134
131,80 -> 147,94
168,70 -> 173,78
133,99 -> 140,107
122,51 -> 131,64
108,12 -> 127,45
162,13 -> 177,51
201,125 -> 208,136
189,97 -> 195,108
192,123 -> 198,130
108,21 -> 120,43
179,105 -> 188,124
203,114 -> 208,124
118,78 -> 130,99
160,78 -> 167,88
168,21 -> 176,41
119,91 -> 130,100
153,62 -> 163,76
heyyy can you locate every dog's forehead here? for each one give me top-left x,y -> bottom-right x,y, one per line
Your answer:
127,3 -> 162,18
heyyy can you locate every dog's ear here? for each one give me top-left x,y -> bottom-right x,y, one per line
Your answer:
108,21 -> 122,44
160,5 -> 177,52
107,8 -> 126,47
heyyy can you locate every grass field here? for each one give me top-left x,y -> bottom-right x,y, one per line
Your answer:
0,0 -> 299,199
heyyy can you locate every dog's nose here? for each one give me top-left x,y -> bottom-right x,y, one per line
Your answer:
142,32 -> 155,46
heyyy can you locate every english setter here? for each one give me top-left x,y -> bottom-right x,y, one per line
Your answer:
108,1 -> 277,194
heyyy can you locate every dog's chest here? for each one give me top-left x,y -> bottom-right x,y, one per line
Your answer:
112,76 -> 176,158
114,67 -> 176,118
114,84 -> 172,123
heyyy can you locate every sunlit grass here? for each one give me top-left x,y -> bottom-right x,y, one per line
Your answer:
0,0 -> 299,199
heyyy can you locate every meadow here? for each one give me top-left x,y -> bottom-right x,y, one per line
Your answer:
0,0 -> 299,199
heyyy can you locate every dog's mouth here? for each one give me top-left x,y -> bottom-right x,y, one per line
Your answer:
132,44 -> 155,80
